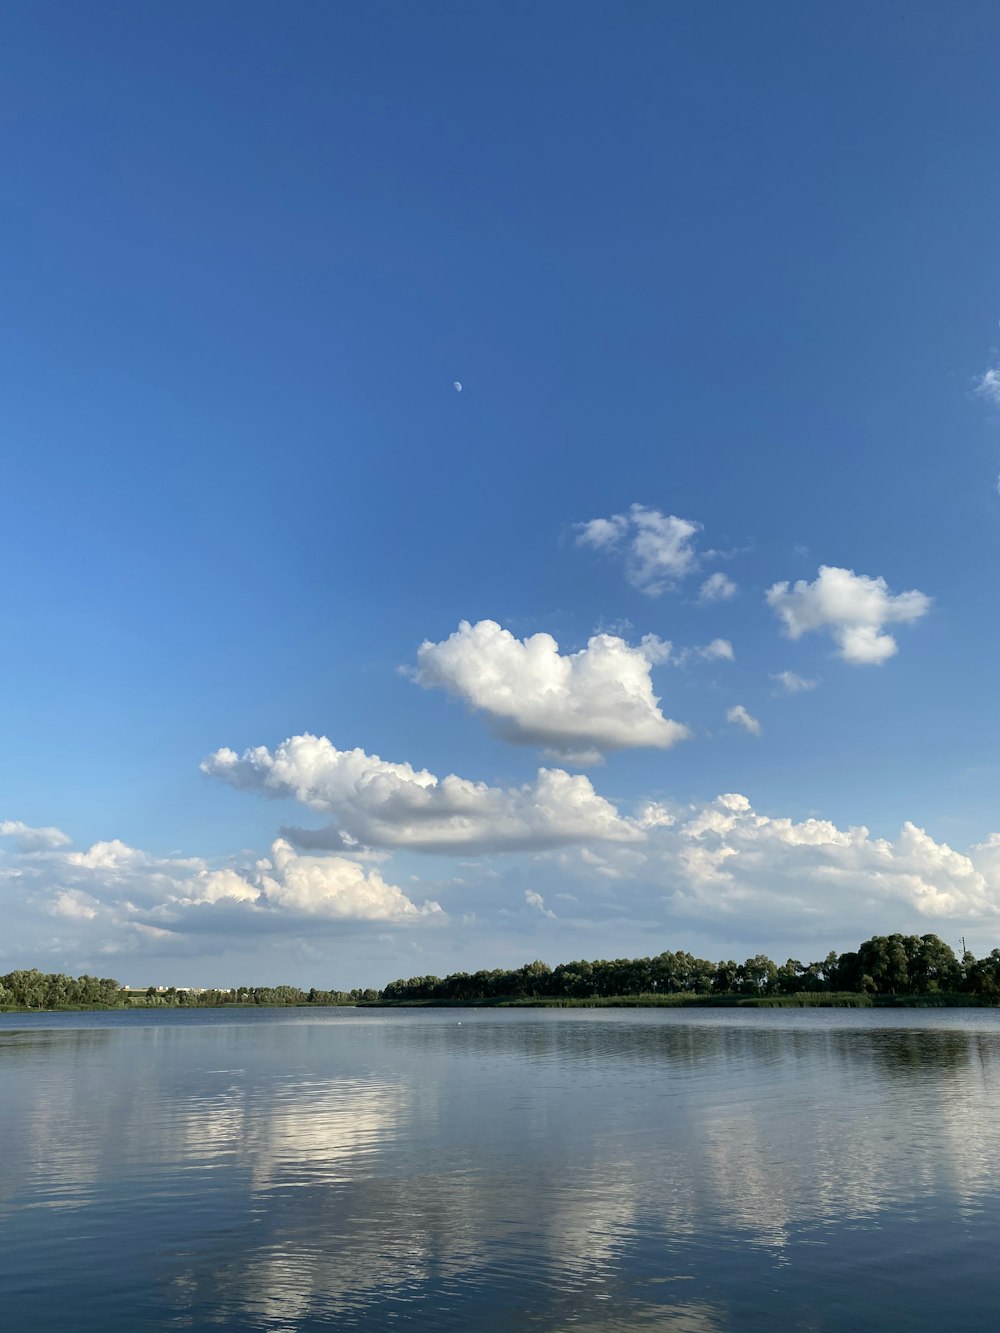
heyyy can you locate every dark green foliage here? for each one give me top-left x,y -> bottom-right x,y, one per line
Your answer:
0,971 -> 365,1010
963,949 -> 1000,999
127,984 -> 370,1007
0,970 -> 121,1009
4,933 -> 997,1011
377,934 -> 980,1006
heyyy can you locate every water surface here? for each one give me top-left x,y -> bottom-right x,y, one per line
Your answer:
2,1006 -> 999,1330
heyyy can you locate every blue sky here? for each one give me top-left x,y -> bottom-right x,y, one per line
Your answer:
2,2 -> 1000,986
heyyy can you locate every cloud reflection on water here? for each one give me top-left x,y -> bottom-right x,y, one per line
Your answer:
3,1012 -> 1000,1329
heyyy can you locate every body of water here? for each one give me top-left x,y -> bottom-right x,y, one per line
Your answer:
2,1006 -> 999,1330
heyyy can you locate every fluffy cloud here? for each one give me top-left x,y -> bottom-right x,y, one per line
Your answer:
697,638 -> 734,662
68,839 -> 147,871
202,734 -> 640,853
545,793 -> 1000,937
658,793 -> 998,922
0,819 -> 72,852
575,514 -> 628,548
185,867 -> 260,906
698,572 -> 737,603
48,889 -> 100,921
412,620 -> 690,761
975,365 -> 1000,408
253,840 -> 437,920
7,786 -> 1000,971
576,505 -> 703,595
1,826 -> 439,935
766,565 -> 930,664
726,705 -> 761,736
770,670 -> 819,694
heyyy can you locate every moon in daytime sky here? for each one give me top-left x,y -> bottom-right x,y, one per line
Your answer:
453,381 -> 462,392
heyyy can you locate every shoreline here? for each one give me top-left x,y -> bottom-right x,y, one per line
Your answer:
366,991 -> 998,1009
4,991 -> 998,1014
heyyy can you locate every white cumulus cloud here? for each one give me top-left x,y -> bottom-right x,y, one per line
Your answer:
576,504 -> 704,595
173,841 -> 441,923
567,793 -> 1000,935
202,734 -> 641,854
766,565 -> 930,664
256,840 -> 439,920
575,514 -> 629,549
726,705 -> 762,736
68,839 -> 146,871
0,820 -> 72,852
661,793 -> 998,921
412,619 -> 690,761
8,788 -> 1000,965
48,889 -> 101,921
698,638 -> 734,662
698,572 -> 737,603
2,830 -> 439,934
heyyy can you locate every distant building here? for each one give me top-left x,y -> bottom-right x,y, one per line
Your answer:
120,985 -> 212,996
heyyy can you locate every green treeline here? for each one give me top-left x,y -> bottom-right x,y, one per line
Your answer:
118,985 -> 381,1008
0,971 -> 379,1011
382,934 -> 1000,1005
6,934 -> 1000,1012
0,972 -> 123,1009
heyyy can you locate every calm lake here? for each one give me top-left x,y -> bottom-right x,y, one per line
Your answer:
2,1007 -> 999,1331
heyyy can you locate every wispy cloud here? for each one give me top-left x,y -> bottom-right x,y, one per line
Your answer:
698,572 -> 737,603
0,819 -> 72,853
524,889 -> 556,920
770,670 -> 819,694
974,365 -> 1000,408
726,705 -> 762,736
575,504 -> 704,596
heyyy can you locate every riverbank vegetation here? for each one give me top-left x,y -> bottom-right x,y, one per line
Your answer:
0,972 -> 377,1011
5,934 -> 1000,1012
379,933 -> 1000,1006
